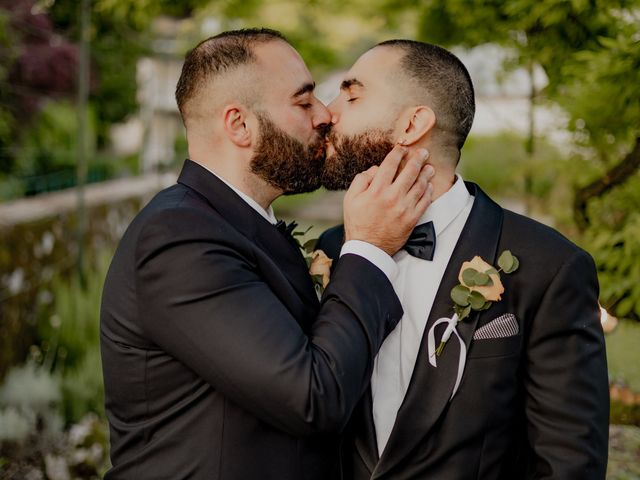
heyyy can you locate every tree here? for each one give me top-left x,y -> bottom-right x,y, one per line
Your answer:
0,0 -> 79,175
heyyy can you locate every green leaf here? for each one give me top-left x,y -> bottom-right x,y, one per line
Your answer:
302,238 -> 317,253
451,285 -> 471,306
480,300 -> 493,311
505,256 -> 520,274
469,290 -> 487,310
498,250 -> 515,272
455,304 -> 472,320
462,268 -> 478,286
486,267 -> 499,276
474,272 -> 493,286
305,257 -> 312,268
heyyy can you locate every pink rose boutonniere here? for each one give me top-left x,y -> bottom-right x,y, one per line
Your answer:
427,250 -> 519,400
290,225 -> 333,297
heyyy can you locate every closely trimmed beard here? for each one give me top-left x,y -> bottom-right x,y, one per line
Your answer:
321,128 -> 395,191
250,112 -> 327,195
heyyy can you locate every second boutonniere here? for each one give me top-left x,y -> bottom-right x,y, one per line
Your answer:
290,225 -> 333,297
426,250 -> 519,400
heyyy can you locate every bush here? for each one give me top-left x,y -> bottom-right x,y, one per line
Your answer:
459,132 -> 562,202
35,253 -> 110,425
582,211 -> 640,321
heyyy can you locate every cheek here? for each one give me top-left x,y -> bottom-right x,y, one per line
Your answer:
283,109 -> 315,136
337,104 -> 386,135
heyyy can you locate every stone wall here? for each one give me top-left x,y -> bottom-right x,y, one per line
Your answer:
0,173 -> 176,379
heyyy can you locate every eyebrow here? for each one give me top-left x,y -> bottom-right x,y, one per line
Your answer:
292,82 -> 315,98
340,78 -> 364,91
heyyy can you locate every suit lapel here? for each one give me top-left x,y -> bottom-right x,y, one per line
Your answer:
372,182 -> 504,478
177,160 -> 319,310
353,387 -> 379,473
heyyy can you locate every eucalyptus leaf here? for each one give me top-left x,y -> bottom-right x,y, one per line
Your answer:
504,256 -> 520,274
302,239 -> 317,253
480,300 -> 493,311
469,290 -> 486,310
451,285 -> 470,306
498,250 -> 515,272
462,268 -> 478,286
458,304 -> 472,320
305,257 -> 313,268
474,272 -> 492,286
486,267 -> 499,276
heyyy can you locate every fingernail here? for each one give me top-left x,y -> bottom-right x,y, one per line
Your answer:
418,148 -> 429,160
398,138 -> 407,146
425,165 -> 435,176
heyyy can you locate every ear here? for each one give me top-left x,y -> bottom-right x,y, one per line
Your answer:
398,106 -> 436,145
222,105 -> 253,147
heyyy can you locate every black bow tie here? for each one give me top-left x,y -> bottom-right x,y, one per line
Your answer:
275,220 -> 302,252
403,221 -> 436,261
275,219 -> 298,237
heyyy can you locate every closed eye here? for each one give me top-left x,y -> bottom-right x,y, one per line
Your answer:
299,103 -> 312,109
347,98 -> 358,103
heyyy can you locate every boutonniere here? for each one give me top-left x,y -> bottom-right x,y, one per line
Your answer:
427,250 -> 519,400
290,224 -> 332,297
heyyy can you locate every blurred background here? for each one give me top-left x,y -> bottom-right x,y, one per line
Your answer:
0,0 -> 638,478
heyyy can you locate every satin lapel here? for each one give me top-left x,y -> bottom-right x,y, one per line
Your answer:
353,387 -> 380,473
372,182 -> 504,479
177,160 -> 319,310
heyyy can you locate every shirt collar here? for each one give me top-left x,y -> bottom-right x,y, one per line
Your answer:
199,164 -> 278,225
417,175 -> 473,236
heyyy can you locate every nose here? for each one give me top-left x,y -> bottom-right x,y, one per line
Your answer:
312,101 -> 331,129
327,98 -> 340,125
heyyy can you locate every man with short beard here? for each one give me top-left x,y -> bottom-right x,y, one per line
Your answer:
317,40 -> 608,479
100,29 -> 435,480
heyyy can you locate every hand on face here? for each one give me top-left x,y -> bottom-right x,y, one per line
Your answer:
343,145 -> 435,256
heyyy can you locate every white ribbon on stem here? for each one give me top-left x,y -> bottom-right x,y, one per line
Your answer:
427,313 -> 467,400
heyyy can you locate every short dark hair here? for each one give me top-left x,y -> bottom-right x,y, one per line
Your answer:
376,39 -> 475,151
175,28 -> 287,122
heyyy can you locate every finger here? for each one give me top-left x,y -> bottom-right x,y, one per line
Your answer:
393,149 -> 432,194
369,144 -> 409,191
347,166 -> 378,196
413,181 -> 434,218
405,164 -> 434,207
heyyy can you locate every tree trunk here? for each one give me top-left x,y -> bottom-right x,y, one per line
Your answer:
574,137 -> 640,230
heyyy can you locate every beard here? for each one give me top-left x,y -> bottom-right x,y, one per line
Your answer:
321,128 -> 395,191
250,112 -> 327,195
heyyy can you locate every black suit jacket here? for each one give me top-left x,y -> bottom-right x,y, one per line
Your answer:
100,160 -> 403,480
316,182 -> 609,480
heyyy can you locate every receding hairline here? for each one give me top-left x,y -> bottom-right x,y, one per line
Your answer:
176,29 -> 290,125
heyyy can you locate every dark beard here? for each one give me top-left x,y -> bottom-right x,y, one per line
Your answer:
321,128 -> 395,191
250,112 -> 327,195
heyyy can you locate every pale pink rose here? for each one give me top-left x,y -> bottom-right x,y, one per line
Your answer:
309,250 -> 333,288
458,256 -> 504,302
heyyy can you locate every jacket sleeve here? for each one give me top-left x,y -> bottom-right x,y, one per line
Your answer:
524,249 -> 609,479
135,208 -> 402,437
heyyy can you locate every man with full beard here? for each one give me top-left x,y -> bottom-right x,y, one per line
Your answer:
100,29 -> 435,480
317,40 -> 608,479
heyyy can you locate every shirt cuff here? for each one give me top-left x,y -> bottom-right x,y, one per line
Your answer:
340,240 -> 398,283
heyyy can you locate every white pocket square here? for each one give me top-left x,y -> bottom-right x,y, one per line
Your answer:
473,313 -> 519,340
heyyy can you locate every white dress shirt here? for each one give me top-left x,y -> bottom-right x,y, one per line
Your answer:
199,165 -> 278,224
368,176 -> 474,455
